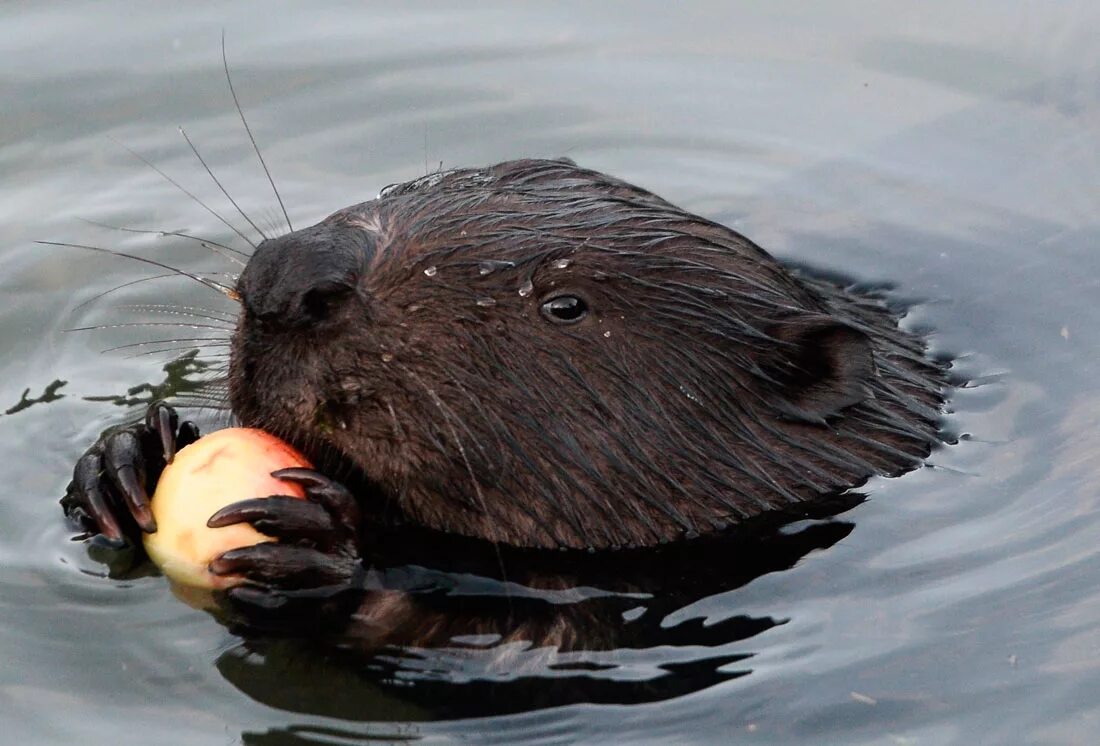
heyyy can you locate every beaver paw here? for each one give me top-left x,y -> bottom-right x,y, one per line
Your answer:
206,469 -> 364,625
61,401 -> 199,549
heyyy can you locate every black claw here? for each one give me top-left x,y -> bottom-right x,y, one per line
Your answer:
104,431 -> 156,533
207,496 -> 336,541
210,544 -> 352,589
272,468 -> 361,537
146,401 -> 179,464
207,497 -> 286,527
269,468 -> 330,488
115,464 -> 156,533
72,452 -> 125,542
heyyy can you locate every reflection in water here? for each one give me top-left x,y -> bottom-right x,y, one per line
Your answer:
83,349 -> 224,410
2,351 -> 222,420
218,512 -> 859,719
3,379 -> 67,415
239,723 -> 422,746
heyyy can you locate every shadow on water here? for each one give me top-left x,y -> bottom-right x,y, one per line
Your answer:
216,510 -> 862,720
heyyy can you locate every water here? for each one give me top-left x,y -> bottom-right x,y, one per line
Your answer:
2,2 -> 1099,743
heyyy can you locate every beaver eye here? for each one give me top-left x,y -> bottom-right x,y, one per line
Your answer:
540,295 -> 588,324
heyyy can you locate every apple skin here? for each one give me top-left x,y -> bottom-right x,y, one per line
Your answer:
143,427 -> 312,590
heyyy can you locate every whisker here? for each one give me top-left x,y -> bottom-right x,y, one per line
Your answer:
38,240 -> 239,302
179,125 -> 269,244
173,399 -> 232,411
101,337 -> 229,354
73,271 -> 238,312
120,345 -> 229,356
188,384 -> 231,395
79,217 -> 249,262
126,347 -> 232,359
222,32 -> 293,234
65,321 -> 233,333
256,208 -> 286,240
108,135 -> 257,250
115,303 -> 237,323
175,405 -> 233,415
165,390 -> 234,410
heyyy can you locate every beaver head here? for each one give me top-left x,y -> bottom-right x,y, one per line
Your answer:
228,158 -> 943,550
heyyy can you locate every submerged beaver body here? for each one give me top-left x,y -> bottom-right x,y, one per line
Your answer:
226,158 -> 944,551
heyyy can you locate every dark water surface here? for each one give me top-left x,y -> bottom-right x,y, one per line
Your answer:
3,2 -> 1099,743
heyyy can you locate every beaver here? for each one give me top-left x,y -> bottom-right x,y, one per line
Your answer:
63,158 -> 945,610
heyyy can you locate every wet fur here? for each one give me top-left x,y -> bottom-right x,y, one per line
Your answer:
229,158 -> 945,550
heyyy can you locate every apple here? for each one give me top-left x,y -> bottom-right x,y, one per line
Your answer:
143,427 -> 312,590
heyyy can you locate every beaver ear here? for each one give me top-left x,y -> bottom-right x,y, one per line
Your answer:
764,316 -> 877,424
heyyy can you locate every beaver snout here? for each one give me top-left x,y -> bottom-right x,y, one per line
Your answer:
236,222 -> 372,333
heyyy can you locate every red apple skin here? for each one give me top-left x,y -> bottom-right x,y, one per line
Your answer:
143,428 -> 312,590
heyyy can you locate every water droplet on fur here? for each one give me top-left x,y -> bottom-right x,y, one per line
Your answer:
551,258 -> 571,270
603,331 -> 612,338
423,266 -> 438,277
479,260 -> 515,276
381,353 -> 394,363
476,297 -> 497,307
592,271 -> 609,282
407,304 -> 422,313
518,280 -> 534,297
679,385 -> 702,404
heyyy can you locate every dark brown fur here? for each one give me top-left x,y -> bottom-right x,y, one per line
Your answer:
229,158 -> 944,550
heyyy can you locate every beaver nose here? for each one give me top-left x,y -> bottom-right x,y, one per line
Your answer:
238,229 -> 362,332
250,274 -> 356,331
295,279 -> 356,324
